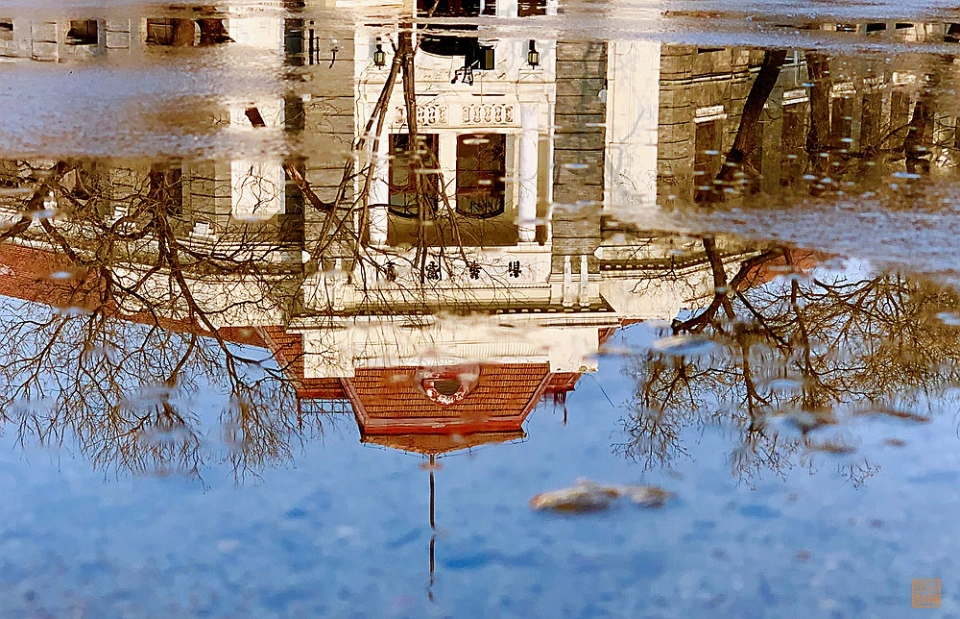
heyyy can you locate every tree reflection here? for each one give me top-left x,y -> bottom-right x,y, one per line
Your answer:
6,17 -> 960,491
0,24 -> 538,481
0,156 -> 317,482
618,240 -> 960,485
693,43 -> 960,204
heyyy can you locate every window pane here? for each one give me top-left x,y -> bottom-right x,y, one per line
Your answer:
389,134 -> 438,218
456,134 -> 505,218
694,121 -> 721,202
66,20 -> 98,46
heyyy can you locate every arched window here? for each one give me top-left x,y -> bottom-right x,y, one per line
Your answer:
417,365 -> 480,405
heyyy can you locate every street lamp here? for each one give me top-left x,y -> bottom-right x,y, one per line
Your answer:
526,40 -> 540,68
373,37 -> 386,69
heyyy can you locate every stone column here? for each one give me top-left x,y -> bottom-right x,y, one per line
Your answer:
562,255 -> 574,307
518,103 -> 539,243
368,131 -> 389,246
578,254 -> 590,307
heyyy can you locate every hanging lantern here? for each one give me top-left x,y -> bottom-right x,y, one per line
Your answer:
373,38 -> 386,69
527,40 -> 540,68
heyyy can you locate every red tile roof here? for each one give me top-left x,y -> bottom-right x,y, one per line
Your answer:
259,325 -> 346,399
0,242 -> 267,346
344,363 -> 552,434
737,250 -> 824,291
0,242 -> 100,310
544,372 -> 581,394
262,324 -> 575,454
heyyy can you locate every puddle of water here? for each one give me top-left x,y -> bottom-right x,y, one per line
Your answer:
2,2 -> 960,616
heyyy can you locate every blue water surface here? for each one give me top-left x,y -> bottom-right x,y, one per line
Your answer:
1,324 -> 957,618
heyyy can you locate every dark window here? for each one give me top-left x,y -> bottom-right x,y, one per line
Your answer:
694,121 -> 722,202
284,18 -> 305,65
860,92 -> 882,152
456,134 -> 505,218
865,23 -> 887,33
891,91 -> 910,129
66,20 -> 98,46
831,97 -> 854,149
746,119 -> 765,179
69,165 -> 102,201
148,166 -> 183,216
420,34 -> 481,58
518,0 -> 546,16
467,45 -> 495,71
948,23 -> 960,43
890,91 -> 911,147
417,0 -> 481,17
146,19 -> 175,45
284,94 -> 305,132
281,160 -> 305,247
781,105 -> 808,187
146,19 -> 196,46
389,134 -> 439,218
0,20 -> 12,42
196,19 -> 230,46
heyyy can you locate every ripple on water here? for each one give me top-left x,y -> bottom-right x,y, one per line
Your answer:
936,312 -> 960,326
763,408 -> 838,437
758,377 -> 804,394
852,406 -> 931,425
650,334 -> 719,359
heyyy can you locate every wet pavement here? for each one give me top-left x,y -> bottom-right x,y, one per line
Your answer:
2,2 -> 960,617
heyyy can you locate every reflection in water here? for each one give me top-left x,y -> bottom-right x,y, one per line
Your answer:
618,242 -> 960,484
0,6 -> 758,481
3,4 -> 960,613
0,5 -> 958,484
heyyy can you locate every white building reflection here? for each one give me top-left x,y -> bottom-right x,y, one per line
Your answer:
2,4 -> 953,458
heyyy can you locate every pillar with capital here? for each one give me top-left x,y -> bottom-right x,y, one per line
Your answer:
518,103 -> 539,243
